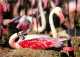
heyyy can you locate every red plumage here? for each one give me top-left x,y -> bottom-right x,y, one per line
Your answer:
19,38 -> 65,49
2,28 -> 7,34
19,38 -> 74,51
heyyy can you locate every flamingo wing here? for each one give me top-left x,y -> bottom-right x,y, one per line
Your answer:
24,34 -> 52,40
18,38 -> 68,49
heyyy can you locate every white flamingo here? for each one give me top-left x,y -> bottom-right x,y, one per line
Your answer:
49,7 -> 65,38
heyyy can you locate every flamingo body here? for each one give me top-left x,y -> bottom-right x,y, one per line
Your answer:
19,38 -> 68,49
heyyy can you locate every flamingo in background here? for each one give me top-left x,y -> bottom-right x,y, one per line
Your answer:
4,7 -> 69,38
17,0 -> 46,33
2,7 -> 69,38
0,0 -> 8,26
3,0 -> 46,33
32,0 -> 46,33
49,7 -> 70,38
8,19 -> 74,51
19,0 -> 47,33
0,0 -> 9,37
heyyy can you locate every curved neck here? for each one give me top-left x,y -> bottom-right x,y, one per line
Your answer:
49,9 -> 57,38
32,0 -> 46,33
9,33 -> 21,49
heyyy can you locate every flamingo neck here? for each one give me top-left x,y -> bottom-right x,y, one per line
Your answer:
33,0 -> 46,33
9,33 -> 21,49
49,9 -> 57,38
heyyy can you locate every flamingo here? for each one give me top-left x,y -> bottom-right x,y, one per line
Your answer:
2,7 -> 68,38
14,0 -> 46,33
18,0 -> 46,33
5,7 -> 67,38
49,7 -> 69,38
9,20 -> 50,49
31,0 -> 46,33
3,0 -> 46,33
8,19 -> 74,51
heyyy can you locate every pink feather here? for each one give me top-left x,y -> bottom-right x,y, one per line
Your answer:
59,11 -> 65,24
62,47 -> 74,51
2,28 -> 7,34
19,38 -> 68,49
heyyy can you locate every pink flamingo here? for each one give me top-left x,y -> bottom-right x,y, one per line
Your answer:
9,20 -> 73,51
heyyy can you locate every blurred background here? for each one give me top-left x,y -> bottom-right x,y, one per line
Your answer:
0,0 -> 80,42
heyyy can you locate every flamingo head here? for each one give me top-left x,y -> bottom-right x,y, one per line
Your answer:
17,20 -> 28,30
16,19 -> 31,35
54,7 -> 65,24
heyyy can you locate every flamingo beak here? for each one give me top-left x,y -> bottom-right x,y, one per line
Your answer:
16,22 -> 23,30
59,11 -> 65,24
16,19 -> 31,35
16,21 -> 28,30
